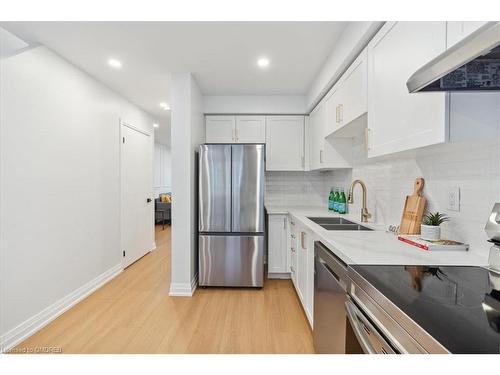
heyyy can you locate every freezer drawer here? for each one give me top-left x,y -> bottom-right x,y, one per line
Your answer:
199,235 -> 264,287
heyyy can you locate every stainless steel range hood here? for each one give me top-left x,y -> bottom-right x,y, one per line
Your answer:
407,22 -> 500,93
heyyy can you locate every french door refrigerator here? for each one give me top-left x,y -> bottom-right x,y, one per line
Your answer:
198,144 -> 265,287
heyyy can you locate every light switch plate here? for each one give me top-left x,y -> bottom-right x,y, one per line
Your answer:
448,186 -> 460,211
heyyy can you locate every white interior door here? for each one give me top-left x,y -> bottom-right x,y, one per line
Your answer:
121,122 -> 153,268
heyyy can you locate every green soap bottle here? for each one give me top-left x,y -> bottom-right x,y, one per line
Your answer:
333,188 -> 340,212
338,189 -> 347,214
328,188 -> 335,211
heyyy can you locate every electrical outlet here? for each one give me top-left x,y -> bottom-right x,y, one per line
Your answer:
448,186 -> 460,212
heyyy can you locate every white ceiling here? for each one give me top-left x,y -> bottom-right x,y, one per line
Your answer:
2,21 -> 348,145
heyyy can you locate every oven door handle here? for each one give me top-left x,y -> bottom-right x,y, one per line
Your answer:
345,300 -> 376,354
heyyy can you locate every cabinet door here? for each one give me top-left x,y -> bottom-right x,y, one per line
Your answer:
305,232 -> 315,327
235,115 -> 266,143
325,86 -> 340,135
338,47 -> 367,128
310,102 -> 352,170
297,227 -> 308,306
206,116 -> 235,143
308,107 -> 321,170
367,22 -> 448,158
446,21 -> 488,49
267,215 -> 288,274
265,116 -> 304,171
289,218 -> 298,286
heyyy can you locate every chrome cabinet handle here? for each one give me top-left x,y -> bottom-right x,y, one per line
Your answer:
345,301 -> 376,354
339,103 -> 343,123
235,128 -> 239,142
320,150 -> 323,163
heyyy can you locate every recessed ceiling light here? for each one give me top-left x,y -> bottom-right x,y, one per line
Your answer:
108,58 -> 122,69
153,123 -> 159,128
257,57 -> 270,68
159,102 -> 170,110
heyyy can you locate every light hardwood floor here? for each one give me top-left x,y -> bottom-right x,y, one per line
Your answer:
14,226 -> 314,354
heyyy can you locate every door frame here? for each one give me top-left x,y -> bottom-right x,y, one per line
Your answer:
119,118 -> 155,269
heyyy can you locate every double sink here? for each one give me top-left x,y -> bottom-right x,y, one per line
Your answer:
307,217 -> 373,231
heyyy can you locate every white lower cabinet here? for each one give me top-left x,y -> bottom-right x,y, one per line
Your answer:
267,214 -> 289,276
289,217 -> 298,286
305,232 -> 315,327
294,221 -> 313,328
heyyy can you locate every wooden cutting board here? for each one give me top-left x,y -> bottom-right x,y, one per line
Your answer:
399,177 -> 426,235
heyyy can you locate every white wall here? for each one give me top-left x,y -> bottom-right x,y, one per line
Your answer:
153,142 -> 171,196
0,46 -> 155,347
203,95 -> 306,114
306,22 -> 383,111
170,73 -> 204,296
265,171 -> 330,207
325,93 -> 500,259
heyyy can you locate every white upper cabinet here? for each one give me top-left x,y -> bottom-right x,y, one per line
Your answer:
205,115 -> 236,143
266,116 -> 304,171
326,48 -> 368,136
367,22 -> 449,158
446,21 -> 488,49
309,101 -> 352,170
235,115 -> 266,143
205,115 -> 265,144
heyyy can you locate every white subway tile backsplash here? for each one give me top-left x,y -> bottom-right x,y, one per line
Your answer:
266,134 -> 499,259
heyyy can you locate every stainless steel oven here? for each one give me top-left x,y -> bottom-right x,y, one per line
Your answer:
344,297 -> 397,354
345,266 -> 448,354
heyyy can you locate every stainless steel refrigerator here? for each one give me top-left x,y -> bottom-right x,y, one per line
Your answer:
198,144 -> 265,287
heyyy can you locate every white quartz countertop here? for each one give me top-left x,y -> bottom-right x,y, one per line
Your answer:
265,204 -> 488,267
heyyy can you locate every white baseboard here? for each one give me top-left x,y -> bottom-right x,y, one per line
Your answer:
150,242 -> 157,251
268,272 -> 292,279
168,273 -> 198,297
0,263 -> 122,353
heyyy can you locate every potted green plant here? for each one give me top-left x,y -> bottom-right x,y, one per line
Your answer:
420,212 -> 449,241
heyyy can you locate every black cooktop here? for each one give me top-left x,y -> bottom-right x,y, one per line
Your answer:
351,265 -> 500,354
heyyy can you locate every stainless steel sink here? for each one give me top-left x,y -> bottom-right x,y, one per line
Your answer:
320,224 -> 373,231
307,217 -> 356,225
307,217 -> 373,231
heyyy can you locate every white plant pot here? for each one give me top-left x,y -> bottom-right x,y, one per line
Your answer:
420,225 -> 441,241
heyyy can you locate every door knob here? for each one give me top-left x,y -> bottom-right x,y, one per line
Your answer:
146,198 -> 152,203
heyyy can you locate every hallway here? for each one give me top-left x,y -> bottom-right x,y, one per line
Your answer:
13,226 -> 314,353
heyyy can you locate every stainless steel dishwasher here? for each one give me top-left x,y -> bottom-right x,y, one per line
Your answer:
313,241 -> 348,354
